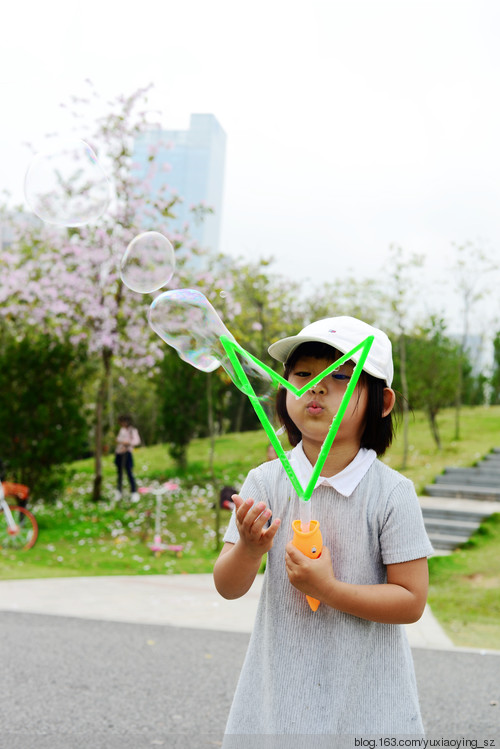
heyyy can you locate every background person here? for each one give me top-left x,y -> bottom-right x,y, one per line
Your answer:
114,414 -> 141,501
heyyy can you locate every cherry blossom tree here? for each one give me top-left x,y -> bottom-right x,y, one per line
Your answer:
0,84 -> 217,500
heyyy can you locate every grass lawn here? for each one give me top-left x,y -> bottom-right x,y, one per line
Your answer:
428,513 -> 500,651
1,405 -> 499,649
0,476 -> 226,580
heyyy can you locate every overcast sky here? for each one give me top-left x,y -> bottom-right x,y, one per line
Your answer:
1,0 -> 499,331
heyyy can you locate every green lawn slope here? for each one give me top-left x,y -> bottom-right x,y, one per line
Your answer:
1,405 -> 499,650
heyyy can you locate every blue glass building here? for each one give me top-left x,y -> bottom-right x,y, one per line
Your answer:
133,114 -> 226,253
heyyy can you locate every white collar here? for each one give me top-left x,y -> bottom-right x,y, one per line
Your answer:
289,442 -> 377,498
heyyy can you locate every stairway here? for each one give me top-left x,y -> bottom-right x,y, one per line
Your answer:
420,448 -> 500,553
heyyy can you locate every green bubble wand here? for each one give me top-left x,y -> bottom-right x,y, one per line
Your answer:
219,334 -> 374,532
145,284 -> 375,610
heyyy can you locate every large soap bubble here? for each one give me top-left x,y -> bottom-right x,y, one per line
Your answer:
24,138 -> 110,227
148,289 -> 273,399
149,289 -> 233,373
120,231 -> 175,293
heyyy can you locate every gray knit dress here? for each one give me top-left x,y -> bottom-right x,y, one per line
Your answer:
221,454 -> 433,744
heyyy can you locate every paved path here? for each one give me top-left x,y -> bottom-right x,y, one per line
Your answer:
0,573 -> 455,649
0,576 -> 498,747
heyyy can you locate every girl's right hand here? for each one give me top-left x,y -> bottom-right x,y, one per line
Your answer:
232,494 -> 281,559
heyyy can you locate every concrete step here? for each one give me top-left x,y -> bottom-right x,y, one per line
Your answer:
423,519 -> 479,539
435,474 -> 500,487
443,466 -> 500,476
426,533 -> 470,552
482,454 -> 500,463
418,496 -> 499,552
424,484 -> 500,501
421,450 -> 500,550
421,507 -> 492,524
419,496 -> 500,516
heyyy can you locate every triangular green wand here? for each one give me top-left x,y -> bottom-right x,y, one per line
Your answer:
219,334 -> 374,502
219,334 -> 374,610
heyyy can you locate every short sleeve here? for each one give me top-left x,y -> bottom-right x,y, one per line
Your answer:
380,479 -> 434,564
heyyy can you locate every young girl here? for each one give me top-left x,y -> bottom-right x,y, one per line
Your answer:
214,316 -> 433,742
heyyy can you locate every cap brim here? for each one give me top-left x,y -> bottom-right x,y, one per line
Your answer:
268,334 -> 330,363
268,335 -> 388,382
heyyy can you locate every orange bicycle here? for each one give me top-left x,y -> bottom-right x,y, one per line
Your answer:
0,481 -> 38,550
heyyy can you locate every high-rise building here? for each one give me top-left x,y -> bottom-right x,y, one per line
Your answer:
133,114 -> 226,253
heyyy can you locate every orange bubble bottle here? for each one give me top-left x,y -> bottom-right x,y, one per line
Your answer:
292,519 -> 323,611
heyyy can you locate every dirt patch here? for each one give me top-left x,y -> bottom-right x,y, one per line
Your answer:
463,573 -> 500,589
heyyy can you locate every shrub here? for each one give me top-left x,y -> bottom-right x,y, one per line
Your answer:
0,331 -> 89,497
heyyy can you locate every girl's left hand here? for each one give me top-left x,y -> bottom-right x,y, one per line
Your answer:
285,542 -> 336,601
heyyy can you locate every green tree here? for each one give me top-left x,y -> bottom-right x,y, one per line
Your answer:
451,241 -> 497,439
0,332 -> 88,494
108,367 -> 164,450
156,349 -> 211,471
490,332 -> 500,405
385,245 -> 425,469
404,318 -> 461,449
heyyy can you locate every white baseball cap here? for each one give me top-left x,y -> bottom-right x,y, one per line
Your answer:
268,316 -> 394,386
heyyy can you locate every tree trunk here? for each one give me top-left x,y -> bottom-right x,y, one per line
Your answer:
455,299 -> 469,441
233,391 -> 247,432
92,347 -> 112,502
454,350 -> 464,441
428,408 -> 442,450
170,443 -> 188,472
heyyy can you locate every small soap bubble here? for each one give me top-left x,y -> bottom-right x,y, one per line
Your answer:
148,289 -> 273,399
24,138 -> 110,226
120,231 -> 175,293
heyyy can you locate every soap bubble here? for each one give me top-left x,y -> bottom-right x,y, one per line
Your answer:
24,138 -> 110,227
148,289 -> 273,399
149,289 -> 232,373
120,231 -> 175,293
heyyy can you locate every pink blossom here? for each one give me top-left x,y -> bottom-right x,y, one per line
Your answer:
0,85 -> 227,383
163,481 -> 180,491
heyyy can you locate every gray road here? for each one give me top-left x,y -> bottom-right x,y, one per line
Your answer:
0,612 -> 498,748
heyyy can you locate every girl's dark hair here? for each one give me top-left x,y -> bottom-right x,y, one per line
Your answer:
275,342 -> 396,456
